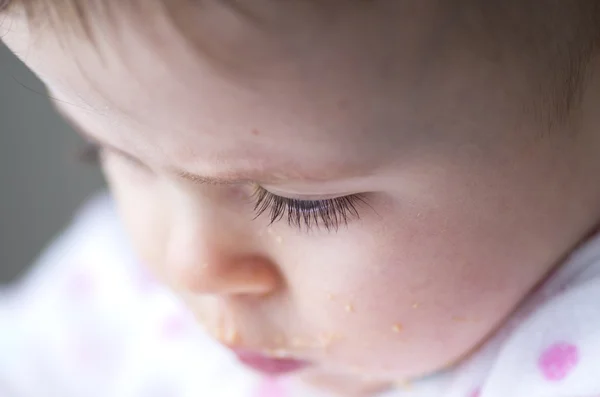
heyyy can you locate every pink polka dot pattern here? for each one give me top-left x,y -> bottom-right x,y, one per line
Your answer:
254,378 -> 286,397
69,333 -> 120,377
469,387 -> 481,397
538,342 -> 579,381
65,271 -> 94,299
136,268 -> 159,292
160,313 -> 192,339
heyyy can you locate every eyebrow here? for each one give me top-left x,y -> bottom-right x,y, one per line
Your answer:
170,169 -> 255,185
87,134 -> 261,185
60,109 -> 356,186
69,122 -> 311,186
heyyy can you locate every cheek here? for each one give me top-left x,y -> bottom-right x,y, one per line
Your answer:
102,164 -> 169,280
292,211 -> 539,377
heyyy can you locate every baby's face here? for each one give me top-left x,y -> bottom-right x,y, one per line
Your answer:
4,1 -> 600,393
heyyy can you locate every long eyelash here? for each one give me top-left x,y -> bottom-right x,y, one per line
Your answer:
74,142 -> 367,231
252,187 -> 367,231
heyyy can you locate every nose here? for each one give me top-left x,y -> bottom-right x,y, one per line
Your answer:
165,224 -> 281,297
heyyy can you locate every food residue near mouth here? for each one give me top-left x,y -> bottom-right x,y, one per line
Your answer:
396,379 -> 412,390
291,337 -> 306,347
345,304 -> 355,313
318,332 -> 341,349
274,334 -> 284,346
225,327 -> 239,344
392,324 -> 403,333
269,348 -> 291,358
452,316 -> 469,322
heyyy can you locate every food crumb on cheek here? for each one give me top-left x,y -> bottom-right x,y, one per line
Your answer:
392,324 -> 403,333
291,337 -> 306,347
317,332 -> 342,348
327,293 -> 336,301
318,333 -> 332,347
225,327 -> 239,344
452,316 -> 473,323
271,349 -> 290,358
396,379 -> 412,390
212,324 -> 224,341
345,304 -> 355,313
412,302 -> 420,309
274,335 -> 284,346
275,235 -> 283,244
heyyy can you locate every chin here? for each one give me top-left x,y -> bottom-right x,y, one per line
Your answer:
296,368 -> 394,397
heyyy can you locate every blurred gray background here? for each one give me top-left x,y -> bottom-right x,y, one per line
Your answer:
0,45 -> 104,284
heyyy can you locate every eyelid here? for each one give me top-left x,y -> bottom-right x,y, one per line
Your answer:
252,186 -> 367,231
76,142 -> 367,231
258,188 -> 354,201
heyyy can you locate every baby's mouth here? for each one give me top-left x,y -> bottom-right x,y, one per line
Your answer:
203,316 -> 321,377
231,348 -> 312,376
193,300 -> 327,376
209,319 -> 314,376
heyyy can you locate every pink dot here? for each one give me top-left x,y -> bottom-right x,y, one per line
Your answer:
160,313 -> 191,339
136,268 -> 159,292
65,271 -> 93,298
468,387 -> 481,397
70,335 -> 115,370
538,342 -> 579,381
254,378 -> 286,397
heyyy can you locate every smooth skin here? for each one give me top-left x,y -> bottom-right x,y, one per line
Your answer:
3,1 -> 600,395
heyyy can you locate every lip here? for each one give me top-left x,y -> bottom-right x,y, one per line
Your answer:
233,349 -> 310,376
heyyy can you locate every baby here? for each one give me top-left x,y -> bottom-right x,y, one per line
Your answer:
1,1 -> 600,396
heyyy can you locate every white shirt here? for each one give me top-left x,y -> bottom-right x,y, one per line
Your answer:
1,194 -> 600,397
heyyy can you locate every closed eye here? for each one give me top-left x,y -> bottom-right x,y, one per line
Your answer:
252,186 -> 367,232
79,141 -> 369,232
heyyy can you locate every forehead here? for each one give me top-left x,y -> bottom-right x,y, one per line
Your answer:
1,1 -> 525,181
